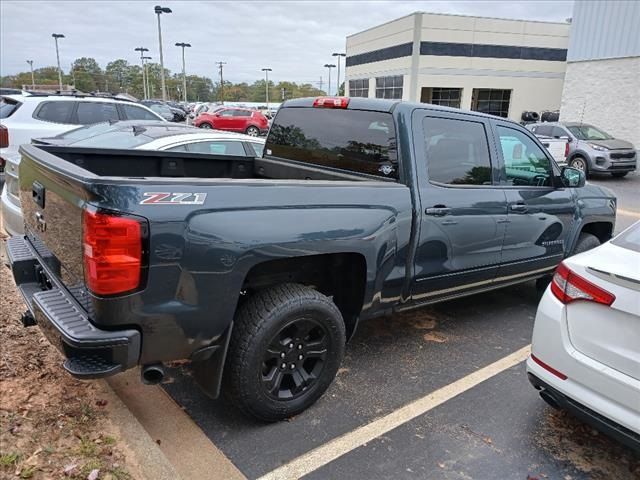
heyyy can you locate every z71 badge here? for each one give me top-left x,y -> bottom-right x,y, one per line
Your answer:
140,192 -> 207,205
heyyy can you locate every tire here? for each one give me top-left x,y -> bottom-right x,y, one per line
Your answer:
224,283 -> 346,421
569,156 -> 588,177
199,123 -> 212,129
611,171 -> 628,178
245,126 -> 260,137
571,232 -> 601,256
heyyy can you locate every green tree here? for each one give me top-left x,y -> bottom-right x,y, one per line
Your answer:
71,57 -> 103,91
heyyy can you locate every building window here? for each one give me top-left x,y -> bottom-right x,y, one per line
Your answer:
421,87 -> 462,108
375,76 -> 403,99
471,89 -> 511,118
349,79 -> 369,98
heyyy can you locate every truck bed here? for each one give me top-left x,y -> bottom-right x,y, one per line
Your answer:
34,145 -> 389,182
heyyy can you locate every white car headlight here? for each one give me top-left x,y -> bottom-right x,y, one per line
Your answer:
588,143 -> 608,152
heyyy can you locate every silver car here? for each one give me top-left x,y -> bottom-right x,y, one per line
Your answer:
526,122 -> 637,178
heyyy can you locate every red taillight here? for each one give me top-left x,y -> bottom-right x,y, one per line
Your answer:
0,125 -> 9,148
550,262 -> 615,306
83,210 -> 144,296
531,354 -> 568,380
313,97 -> 349,108
564,142 -> 569,158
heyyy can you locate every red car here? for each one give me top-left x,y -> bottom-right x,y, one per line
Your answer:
194,107 -> 269,136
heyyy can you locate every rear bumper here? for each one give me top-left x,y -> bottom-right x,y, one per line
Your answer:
3,235 -> 140,379
528,372 -> 640,453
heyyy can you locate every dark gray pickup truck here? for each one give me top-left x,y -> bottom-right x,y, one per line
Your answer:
5,97 -> 616,421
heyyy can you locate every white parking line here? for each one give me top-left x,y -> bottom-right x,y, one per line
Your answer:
618,208 -> 640,219
257,345 -> 532,480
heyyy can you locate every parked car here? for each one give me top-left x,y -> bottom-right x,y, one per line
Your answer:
527,221 -> 640,452
526,122 -> 637,178
0,94 -> 164,235
5,97 -> 615,422
2,122 -> 263,235
195,107 -> 269,136
534,136 -> 569,166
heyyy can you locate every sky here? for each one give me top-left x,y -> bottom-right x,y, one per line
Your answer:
1,0 -> 574,86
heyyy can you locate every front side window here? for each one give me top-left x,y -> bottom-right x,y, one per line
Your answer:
266,107 -> 398,179
349,79 -> 369,98
187,140 -> 246,156
375,76 -> 403,100
497,126 -> 552,187
75,102 -> 119,125
34,101 -> 75,123
423,116 -> 492,186
123,104 -> 161,121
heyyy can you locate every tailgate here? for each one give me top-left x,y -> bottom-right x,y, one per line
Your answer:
18,145 -> 90,307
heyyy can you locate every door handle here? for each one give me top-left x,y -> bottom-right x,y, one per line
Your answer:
441,219 -> 458,226
425,207 -> 451,216
510,203 -> 528,213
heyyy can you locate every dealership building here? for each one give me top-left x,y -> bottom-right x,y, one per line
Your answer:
560,0 -> 640,147
344,12 -> 570,122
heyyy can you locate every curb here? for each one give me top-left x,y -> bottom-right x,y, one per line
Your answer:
96,379 -> 182,480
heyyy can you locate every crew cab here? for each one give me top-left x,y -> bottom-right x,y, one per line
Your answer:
4,97 -> 616,421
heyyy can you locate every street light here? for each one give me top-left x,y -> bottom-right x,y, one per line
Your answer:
261,68 -> 272,112
154,5 -> 172,101
134,47 -> 149,99
26,60 -> 35,89
332,53 -> 346,95
175,42 -> 191,103
323,64 -> 336,96
52,33 -> 65,91
142,56 -> 152,100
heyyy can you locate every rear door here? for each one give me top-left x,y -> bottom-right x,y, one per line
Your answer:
492,122 -> 575,278
411,110 -> 508,301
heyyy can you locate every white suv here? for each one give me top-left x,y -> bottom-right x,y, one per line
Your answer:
0,93 -> 165,235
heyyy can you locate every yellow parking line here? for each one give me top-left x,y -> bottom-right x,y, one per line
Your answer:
618,208 -> 640,219
257,345 -> 532,480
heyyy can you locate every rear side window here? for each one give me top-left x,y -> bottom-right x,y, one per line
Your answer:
0,98 -> 21,118
187,141 -> 246,156
34,101 -> 75,123
75,102 -> 119,125
123,104 -> 160,120
423,116 -> 492,186
534,125 -> 553,137
266,107 -> 398,179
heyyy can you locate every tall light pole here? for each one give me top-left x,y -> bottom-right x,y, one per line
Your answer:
216,61 -> 226,104
26,60 -> 35,89
135,47 -> 149,99
142,56 -> 152,99
175,42 -> 191,102
324,64 -> 336,95
154,5 -> 172,101
261,68 -> 272,111
332,52 -> 346,95
52,33 -> 65,91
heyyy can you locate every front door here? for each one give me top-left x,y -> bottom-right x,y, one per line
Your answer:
411,111 -> 508,303
493,122 -> 576,280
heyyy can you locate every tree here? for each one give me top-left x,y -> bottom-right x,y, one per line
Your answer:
71,57 -> 103,91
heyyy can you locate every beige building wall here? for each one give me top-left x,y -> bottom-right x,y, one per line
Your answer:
345,12 -> 570,122
560,57 -> 640,147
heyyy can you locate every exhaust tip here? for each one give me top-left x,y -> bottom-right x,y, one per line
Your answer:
539,389 -> 561,410
141,363 -> 165,385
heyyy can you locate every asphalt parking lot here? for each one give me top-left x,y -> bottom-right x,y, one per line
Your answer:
159,172 -> 640,479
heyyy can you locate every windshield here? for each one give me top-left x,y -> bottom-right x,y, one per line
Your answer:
68,129 -> 153,149
611,221 -> 640,254
55,121 -> 120,140
567,125 -> 613,141
0,98 -> 21,118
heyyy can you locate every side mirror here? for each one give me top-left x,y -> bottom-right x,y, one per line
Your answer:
560,166 -> 585,188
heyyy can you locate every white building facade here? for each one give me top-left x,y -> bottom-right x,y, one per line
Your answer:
560,1 -> 640,147
345,12 -> 570,122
